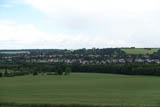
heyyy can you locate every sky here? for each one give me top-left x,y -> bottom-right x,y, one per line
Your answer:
0,0 -> 160,49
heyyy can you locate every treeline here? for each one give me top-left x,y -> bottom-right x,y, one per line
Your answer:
71,64 -> 160,76
0,63 -> 71,77
1,62 -> 160,77
0,48 -> 126,56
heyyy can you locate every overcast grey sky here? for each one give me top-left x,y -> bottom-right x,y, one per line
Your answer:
0,0 -> 160,49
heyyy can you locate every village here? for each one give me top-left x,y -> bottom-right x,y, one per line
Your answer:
1,53 -> 160,64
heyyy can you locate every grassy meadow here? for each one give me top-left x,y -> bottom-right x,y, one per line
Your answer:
121,48 -> 159,54
1,73 -> 160,106
0,51 -> 30,54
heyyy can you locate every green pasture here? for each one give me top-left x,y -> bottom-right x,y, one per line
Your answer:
0,51 -> 30,54
0,73 -> 160,106
121,48 -> 159,54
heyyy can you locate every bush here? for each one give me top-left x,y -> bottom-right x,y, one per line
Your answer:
64,66 -> 71,75
0,72 -> 2,77
55,67 -> 63,75
4,71 -> 9,77
33,72 -> 38,76
46,72 -> 55,75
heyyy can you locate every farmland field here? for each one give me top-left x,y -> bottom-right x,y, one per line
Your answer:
0,73 -> 160,106
121,48 -> 159,54
0,51 -> 30,54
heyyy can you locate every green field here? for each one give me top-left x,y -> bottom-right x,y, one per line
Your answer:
121,48 -> 159,54
0,73 -> 160,106
0,51 -> 30,54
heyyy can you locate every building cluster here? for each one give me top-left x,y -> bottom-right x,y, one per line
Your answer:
29,58 -> 160,64
1,53 -> 160,64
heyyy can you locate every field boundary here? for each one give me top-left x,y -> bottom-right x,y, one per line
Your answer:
0,102 -> 155,107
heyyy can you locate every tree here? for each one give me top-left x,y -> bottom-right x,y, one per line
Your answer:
33,71 -> 38,76
64,66 -> 71,75
4,70 -> 9,77
0,72 -> 2,77
55,67 -> 63,75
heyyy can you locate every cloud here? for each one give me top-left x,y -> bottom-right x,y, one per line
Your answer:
23,0 -> 160,14
0,20 -> 46,49
22,0 -> 160,36
5,0 -> 160,48
0,20 -> 16,25
0,19 -> 129,49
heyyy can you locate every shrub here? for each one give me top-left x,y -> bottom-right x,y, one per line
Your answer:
0,72 -> 2,77
33,71 -> 38,76
55,67 -> 63,75
64,66 -> 71,75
